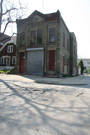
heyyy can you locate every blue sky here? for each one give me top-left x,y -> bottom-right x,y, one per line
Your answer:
5,0 -> 90,59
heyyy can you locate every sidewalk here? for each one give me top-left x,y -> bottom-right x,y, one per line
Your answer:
24,75 -> 89,85
0,74 -> 90,135
1,74 -> 89,85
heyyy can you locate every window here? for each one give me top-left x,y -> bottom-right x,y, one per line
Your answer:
67,39 -> 69,50
7,45 -> 13,53
74,45 -> 75,54
12,56 -> 16,64
1,57 -> 6,64
31,31 -> 36,44
63,33 -> 65,47
67,58 -> 69,72
63,56 -> 65,72
49,28 -> 55,43
20,32 -> 25,46
37,29 -> 42,44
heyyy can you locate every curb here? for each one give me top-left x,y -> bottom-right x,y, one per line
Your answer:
36,80 -> 87,85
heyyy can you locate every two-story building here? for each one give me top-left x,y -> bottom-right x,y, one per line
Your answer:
0,32 -> 11,44
16,10 -> 77,76
0,40 -> 16,70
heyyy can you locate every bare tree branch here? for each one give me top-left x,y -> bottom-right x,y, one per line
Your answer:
3,21 -> 16,34
0,20 -> 16,37
2,8 -> 18,16
0,0 -> 27,41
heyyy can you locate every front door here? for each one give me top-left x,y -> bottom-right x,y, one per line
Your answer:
49,50 -> 55,71
19,52 -> 24,74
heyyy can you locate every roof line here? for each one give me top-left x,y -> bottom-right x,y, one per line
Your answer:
0,41 -> 16,52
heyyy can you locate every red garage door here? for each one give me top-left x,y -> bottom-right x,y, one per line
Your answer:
49,50 -> 55,71
19,52 -> 24,74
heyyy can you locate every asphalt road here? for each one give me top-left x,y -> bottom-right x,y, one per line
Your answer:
0,74 -> 90,135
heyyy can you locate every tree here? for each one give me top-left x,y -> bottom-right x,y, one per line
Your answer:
79,59 -> 84,74
0,0 -> 26,42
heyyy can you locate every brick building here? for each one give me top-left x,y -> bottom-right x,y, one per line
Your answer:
0,33 -> 11,44
0,40 -> 16,70
16,10 -> 77,76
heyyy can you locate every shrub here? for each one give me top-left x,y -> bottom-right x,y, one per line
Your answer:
0,70 -> 5,74
6,67 -> 16,74
63,74 -> 69,77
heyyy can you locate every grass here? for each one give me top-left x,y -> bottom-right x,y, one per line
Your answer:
63,74 -> 79,77
0,69 -> 9,74
6,67 -> 16,74
0,67 -> 16,74
0,70 -> 5,74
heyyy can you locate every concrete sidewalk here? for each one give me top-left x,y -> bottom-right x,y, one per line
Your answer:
0,74 -> 90,135
23,75 -> 90,85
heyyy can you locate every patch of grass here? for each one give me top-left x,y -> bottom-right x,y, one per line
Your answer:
0,67 -> 17,74
0,69 -> 8,74
6,67 -> 16,74
0,70 -> 5,74
63,74 -> 79,77
63,74 -> 69,77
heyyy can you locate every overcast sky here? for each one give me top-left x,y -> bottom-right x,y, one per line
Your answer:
5,0 -> 90,59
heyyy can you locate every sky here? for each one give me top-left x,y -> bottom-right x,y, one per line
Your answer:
5,0 -> 90,59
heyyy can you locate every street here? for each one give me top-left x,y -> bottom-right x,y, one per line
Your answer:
0,74 -> 90,135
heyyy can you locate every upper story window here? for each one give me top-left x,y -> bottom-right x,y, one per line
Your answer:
74,44 -> 75,54
49,28 -> 55,43
67,39 -> 69,50
31,30 -> 36,44
20,32 -> 25,46
63,33 -> 65,47
7,45 -> 13,53
37,29 -> 42,44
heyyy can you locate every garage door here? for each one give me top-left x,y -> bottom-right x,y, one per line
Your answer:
27,48 -> 44,75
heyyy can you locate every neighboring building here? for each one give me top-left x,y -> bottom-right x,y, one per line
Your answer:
0,43 -> 3,49
0,33 -> 11,54
11,36 -> 16,45
0,33 -> 11,44
78,59 -> 90,73
0,39 -> 16,70
16,10 -> 77,76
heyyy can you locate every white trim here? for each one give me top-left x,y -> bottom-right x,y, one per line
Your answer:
7,45 -> 13,53
26,47 -> 44,51
12,56 -> 16,64
1,56 -> 10,65
0,41 -> 16,52
0,66 -> 14,70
